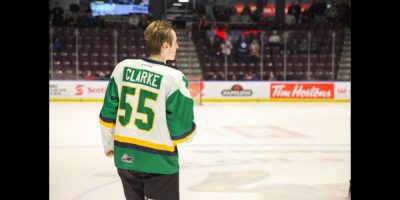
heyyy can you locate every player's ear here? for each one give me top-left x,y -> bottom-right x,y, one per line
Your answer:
162,41 -> 169,49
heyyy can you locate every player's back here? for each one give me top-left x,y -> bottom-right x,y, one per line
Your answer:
106,58 -> 193,174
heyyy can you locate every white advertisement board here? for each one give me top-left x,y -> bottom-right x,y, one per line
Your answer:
49,80 -> 107,101
50,81 -> 350,102
334,82 -> 351,100
201,81 -> 269,101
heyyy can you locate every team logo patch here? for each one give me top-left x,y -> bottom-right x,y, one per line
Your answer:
121,153 -> 134,163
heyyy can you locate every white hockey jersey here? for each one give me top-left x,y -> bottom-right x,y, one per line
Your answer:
99,58 -> 196,174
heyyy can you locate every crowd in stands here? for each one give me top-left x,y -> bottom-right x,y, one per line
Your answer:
196,25 -> 343,81
49,0 -> 350,81
193,0 -> 350,28
190,0 -> 349,81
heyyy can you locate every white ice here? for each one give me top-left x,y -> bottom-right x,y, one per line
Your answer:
50,102 -> 350,200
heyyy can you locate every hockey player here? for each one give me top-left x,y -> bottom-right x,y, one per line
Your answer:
99,20 -> 196,200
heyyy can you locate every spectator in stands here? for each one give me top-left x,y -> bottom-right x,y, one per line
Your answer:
229,6 -> 240,22
339,0 -> 351,28
236,71 -> 244,80
269,30 -> 281,47
243,72 -> 251,80
285,14 -> 296,25
307,0 -> 318,21
221,35 -> 233,62
314,0 -> 327,23
52,2 -> 64,26
281,31 -> 291,49
235,34 -> 249,62
250,7 -> 260,22
138,14 -> 151,30
229,73 -> 237,80
104,70 -> 112,79
288,1 -> 302,24
300,8 -> 313,23
207,22 -> 218,39
207,36 -> 218,63
205,72 -> 215,80
198,15 -> 208,30
216,71 -> 225,80
64,12 -> 75,26
249,38 -> 261,63
211,73 -> 217,80
53,37 -> 64,52
326,2 -> 338,23
97,71 -> 108,80
69,3 -> 81,14
243,71 -> 259,81
227,71 -> 235,80
240,4 -> 252,22
262,30 -> 269,46
128,13 -> 140,29
268,71 -> 277,81
214,36 -> 223,62
250,71 -> 260,81
83,70 -> 97,80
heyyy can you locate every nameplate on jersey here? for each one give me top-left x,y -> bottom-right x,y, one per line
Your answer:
123,67 -> 163,89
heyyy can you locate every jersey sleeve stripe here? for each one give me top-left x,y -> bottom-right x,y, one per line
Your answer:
172,122 -> 196,145
171,122 -> 196,140
99,118 -> 115,128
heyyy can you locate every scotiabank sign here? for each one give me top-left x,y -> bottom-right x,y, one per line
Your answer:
74,84 -> 105,96
270,83 -> 334,99
49,81 -> 107,100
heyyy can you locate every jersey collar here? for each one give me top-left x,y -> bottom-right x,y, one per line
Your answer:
142,57 -> 168,66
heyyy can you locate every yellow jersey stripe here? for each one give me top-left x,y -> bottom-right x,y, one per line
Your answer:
172,128 -> 196,145
99,118 -> 115,128
172,133 -> 192,145
114,134 -> 176,152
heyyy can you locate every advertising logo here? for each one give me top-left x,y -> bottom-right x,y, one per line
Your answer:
271,83 -> 334,99
75,84 -> 84,96
49,84 -> 67,96
337,87 -> 350,94
221,84 -> 253,96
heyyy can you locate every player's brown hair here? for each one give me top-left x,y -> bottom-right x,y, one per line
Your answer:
144,20 -> 174,56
